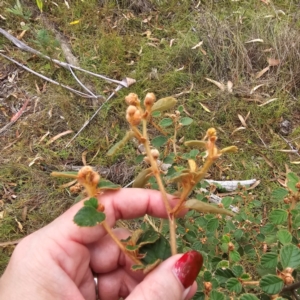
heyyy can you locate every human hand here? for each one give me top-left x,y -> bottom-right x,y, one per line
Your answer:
0,188 -> 203,300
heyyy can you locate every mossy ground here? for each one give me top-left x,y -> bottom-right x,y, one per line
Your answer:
0,0 -> 300,277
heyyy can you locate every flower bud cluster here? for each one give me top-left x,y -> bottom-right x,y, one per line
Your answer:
126,105 -> 142,126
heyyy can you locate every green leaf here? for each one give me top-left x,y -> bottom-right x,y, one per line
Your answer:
229,250 -> 241,263
277,229 -> 292,244
193,292 -> 205,300
83,197 -> 98,209
269,209 -> 288,225
221,235 -> 231,243
215,268 -> 235,284
234,229 -> 244,240
139,233 -> 171,265
180,117 -> 193,126
135,154 -> 145,164
244,244 -> 257,259
98,179 -> 121,190
293,214 -> 300,228
36,0 -> 43,12
287,172 -> 300,192
184,140 -> 206,149
73,206 -> 105,227
259,275 -> 284,295
137,229 -> 160,246
280,244 -> 300,269
189,149 -> 199,159
133,168 -> 152,188
211,278 -> 219,288
151,97 -> 177,112
260,223 -> 277,235
226,278 -> 242,293
210,290 -> 225,300
203,270 -> 212,281
240,273 -> 252,280
107,131 -> 134,156
131,264 -> 144,271
163,153 -> 175,164
50,171 -> 78,178
185,199 -> 234,217
178,105 -> 184,113
261,253 -> 278,268
239,294 -> 259,300
222,196 -> 232,208
126,245 -> 140,251
159,118 -> 173,127
217,260 -> 230,269
151,111 -> 161,118
232,265 -> 244,277
207,218 -> 219,231
271,187 -> 289,202
152,135 -> 169,148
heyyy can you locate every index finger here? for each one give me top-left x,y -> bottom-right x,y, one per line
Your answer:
47,188 -> 181,245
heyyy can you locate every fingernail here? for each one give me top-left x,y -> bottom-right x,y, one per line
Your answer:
173,250 -> 203,289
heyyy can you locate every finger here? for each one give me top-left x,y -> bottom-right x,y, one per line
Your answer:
47,188 -> 182,245
127,251 -> 203,300
97,268 -> 139,300
89,228 -> 145,281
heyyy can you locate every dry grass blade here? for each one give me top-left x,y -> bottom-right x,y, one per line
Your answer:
191,41 -> 203,49
250,84 -> 265,94
258,98 -> 278,106
205,78 -> 225,91
267,58 -> 281,66
46,130 -> 73,145
245,111 -> 251,122
82,150 -> 88,166
10,97 -> 30,122
227,81 -> 233,93
38,131 -> 50,144
245,38 -> 264,43
0,239 -> 23,247
199,102 -> 211,112
238,114 -> 247,127
231,127 -> 246,135
59,179 -> 78,188
255,66 -> 270,79
291,161 -> 300,164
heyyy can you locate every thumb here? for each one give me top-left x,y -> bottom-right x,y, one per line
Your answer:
128,251 -> 203,300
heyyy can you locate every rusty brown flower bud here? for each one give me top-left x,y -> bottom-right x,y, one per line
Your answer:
228,242 -> 235,251
150,149 -> 160,160
144,93 -> 156,107
204,282 -> 212,293
125,93 -> 140,106
284,274 -> 294,285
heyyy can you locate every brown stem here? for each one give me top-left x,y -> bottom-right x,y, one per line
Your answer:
102,221 -> 142,265
150,119 -> 168,136
142,119 -> 177,255
171,186 -> 191,215
172,124 -> 178,155
281,280 -> 300,293
289,195 -> 297,233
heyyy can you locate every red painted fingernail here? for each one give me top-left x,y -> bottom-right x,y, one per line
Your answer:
173,250 -> 203,289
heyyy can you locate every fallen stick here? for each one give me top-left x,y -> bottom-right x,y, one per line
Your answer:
205,179 -> 257,192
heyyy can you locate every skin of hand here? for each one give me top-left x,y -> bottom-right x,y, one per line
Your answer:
0,188 -> 203,300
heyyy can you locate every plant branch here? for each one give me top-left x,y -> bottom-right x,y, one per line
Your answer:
281,280 -> 300,294
102,220 -> 142,265
142,119 -> 177,255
